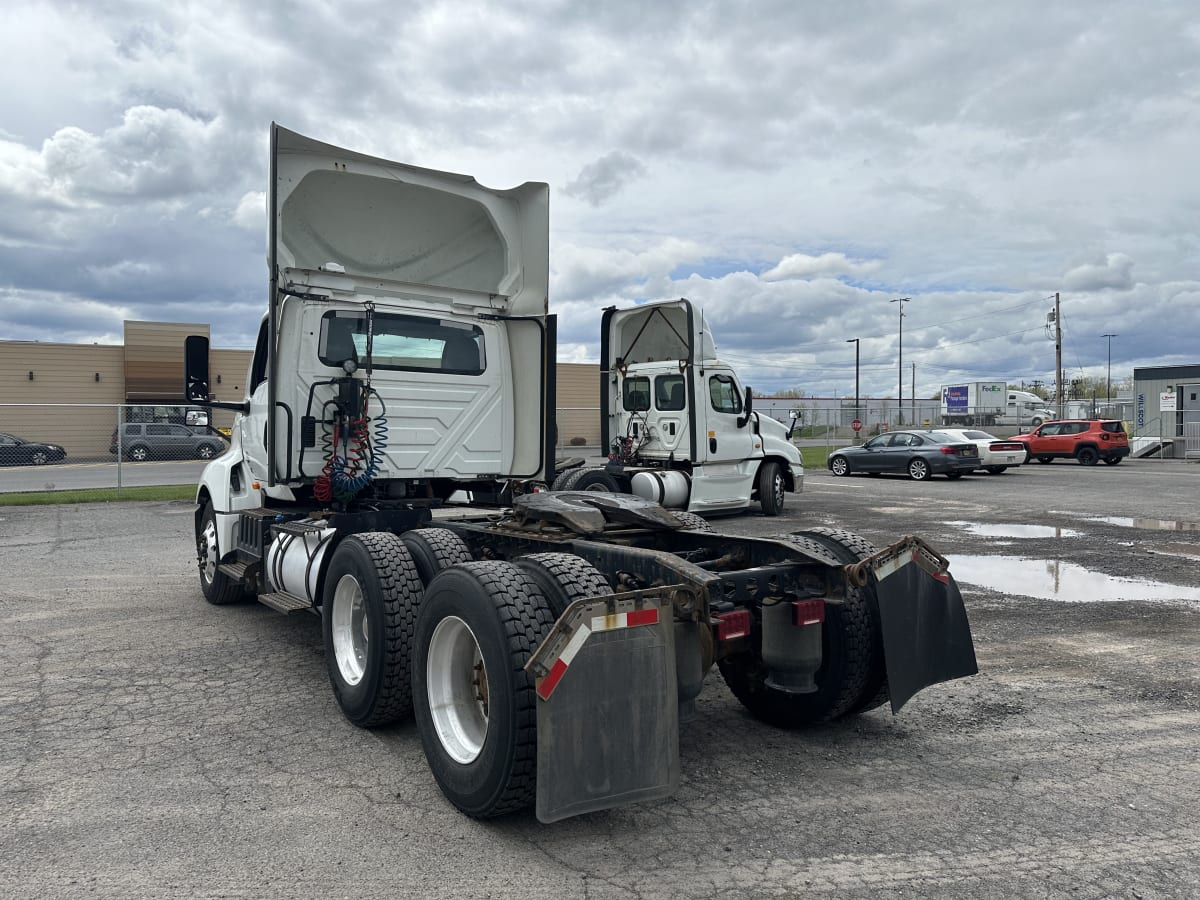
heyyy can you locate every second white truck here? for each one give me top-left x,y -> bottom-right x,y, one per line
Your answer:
552,298 -> 803,517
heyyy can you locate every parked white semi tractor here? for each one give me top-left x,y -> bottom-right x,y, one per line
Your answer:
941,382 -> 1055,427
185,124 -> 978,823
550,299 -> 803,517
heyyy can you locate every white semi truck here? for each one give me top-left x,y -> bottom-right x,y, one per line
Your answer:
551,298 -> 803,516
184,124 -> 978,823
941,382 -> 1055,427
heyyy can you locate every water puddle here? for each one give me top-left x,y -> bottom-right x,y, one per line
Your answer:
945,521 -> 1081,539
950,554 -> 1200,604
1081,515 -> 1200,532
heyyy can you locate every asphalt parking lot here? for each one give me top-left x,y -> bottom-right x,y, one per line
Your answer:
2,460 -> 1198,899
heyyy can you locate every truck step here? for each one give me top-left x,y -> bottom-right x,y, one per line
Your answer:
257,591 -> 314,615
218,560 -> 251,581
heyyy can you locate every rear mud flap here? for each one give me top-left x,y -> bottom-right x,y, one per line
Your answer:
867,541 -> 979,713
525,593 -> 679,823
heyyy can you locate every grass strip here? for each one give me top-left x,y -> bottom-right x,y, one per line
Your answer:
0,484 -> 196,506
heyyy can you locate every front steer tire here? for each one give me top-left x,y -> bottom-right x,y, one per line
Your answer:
321,533 -> 423,728
413,562 -> 556,818
757,460 -> 785,516
197,501 -> 245,606
719,527 -> 886,726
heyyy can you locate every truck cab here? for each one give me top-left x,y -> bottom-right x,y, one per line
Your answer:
561,298 -> 803,516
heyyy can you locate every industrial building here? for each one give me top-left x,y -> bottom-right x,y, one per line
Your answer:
0,321 -> 602,460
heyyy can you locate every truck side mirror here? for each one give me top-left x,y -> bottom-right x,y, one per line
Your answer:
786,408 -> 800,440
737,386 -> 753,428
184,335 -> 211,402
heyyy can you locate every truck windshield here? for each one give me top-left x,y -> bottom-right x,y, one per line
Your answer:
318,311 -> 485,375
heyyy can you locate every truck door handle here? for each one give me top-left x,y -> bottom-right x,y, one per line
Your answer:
710,437 -> 717,453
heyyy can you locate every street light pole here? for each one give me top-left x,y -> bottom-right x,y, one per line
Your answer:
890,297 -> 911,423
1102,332 -> 1117,406
846,338 -> 860,441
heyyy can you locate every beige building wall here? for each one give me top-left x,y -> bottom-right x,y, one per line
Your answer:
0,342 -> 126,457
124,321 -> 210,402
556,362 -> 601,446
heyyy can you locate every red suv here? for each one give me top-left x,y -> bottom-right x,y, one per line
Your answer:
1013,419 -> 1130,466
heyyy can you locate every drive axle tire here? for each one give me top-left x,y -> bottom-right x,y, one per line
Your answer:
757,460 -> 785,516
401,527 -> 472,586
554,467 -> 621,493
1077,447 -> 1099,466
322,533 -> 423,727
196,501 -> 245,606
413,562 -> 556,818
829,455 -> 851,477
514,553 -> 611,617
720,527 -> 886,726
672,510 -> 714,532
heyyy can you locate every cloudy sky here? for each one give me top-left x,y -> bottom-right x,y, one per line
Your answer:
2,1 -> 1197,398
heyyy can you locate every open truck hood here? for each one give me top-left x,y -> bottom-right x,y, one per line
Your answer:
271,124 -> 548,317
600,298 -> 718,371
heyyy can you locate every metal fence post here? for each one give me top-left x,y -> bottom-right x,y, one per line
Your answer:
116,405 -> 123,497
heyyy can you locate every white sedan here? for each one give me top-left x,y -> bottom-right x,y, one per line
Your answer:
935,428 -> 1026,474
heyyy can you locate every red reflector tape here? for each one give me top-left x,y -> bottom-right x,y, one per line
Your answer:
716,610 -> 751,641
792,599 -> 825,626
536,658 -> 569,701
537,604 -> 662,701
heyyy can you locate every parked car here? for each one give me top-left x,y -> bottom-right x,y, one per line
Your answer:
0,432 -> 67,466
1011,419 -> 1130,466
109,423 -> 228,462
827,430 -> 980,481
935,428 -> 1027,475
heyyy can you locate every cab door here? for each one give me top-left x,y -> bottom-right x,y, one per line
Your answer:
689,371 -> 757,508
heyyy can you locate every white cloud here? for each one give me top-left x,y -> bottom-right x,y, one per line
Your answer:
1062,253 -> 1135,292
233,191 -> 265,230
761,252 -> 882,282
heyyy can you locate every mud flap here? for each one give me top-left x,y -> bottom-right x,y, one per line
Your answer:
869,542 -> 979,713
525,592 -> 679,823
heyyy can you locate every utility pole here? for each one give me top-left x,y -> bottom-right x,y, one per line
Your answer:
890,297 -> 911,424
1054,293 -> 1063,419
911,362 -> 916,424
1102,332 -> 1118,406
846,338 -> 860,441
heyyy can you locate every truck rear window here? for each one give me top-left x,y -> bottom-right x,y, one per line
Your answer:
319,311 -> 485,375
623,377 -> 650,411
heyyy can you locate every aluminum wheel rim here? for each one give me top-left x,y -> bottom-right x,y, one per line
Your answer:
331,574 -> 369,686
772,472 -> 784,506
199,519 -> 219,584
832,458 -> 847,476
911,460 -> 928,479
427,615 -> 489,764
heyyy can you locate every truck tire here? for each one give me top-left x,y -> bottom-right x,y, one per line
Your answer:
1031,417 -> 1045,427
401,527 -> 472,586
719,527 -> 886,725
322,533 -> 423,727
1076,447 -> 1099,466
569,468 -> 622,492
413,562 -> 556,818
907,458 -> 930,481
514,552 -> 611,617
672,510 -> 714,532
757,460 -> 785,516
196,501 -> 245,606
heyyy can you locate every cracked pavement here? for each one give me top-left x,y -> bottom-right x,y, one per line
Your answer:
1,461 -> 1198,898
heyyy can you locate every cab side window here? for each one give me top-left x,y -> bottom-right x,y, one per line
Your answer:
709,375 -> 742,414
249,320 -> 269,393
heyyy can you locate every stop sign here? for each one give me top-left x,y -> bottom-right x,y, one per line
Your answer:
851,419 -> 862,432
